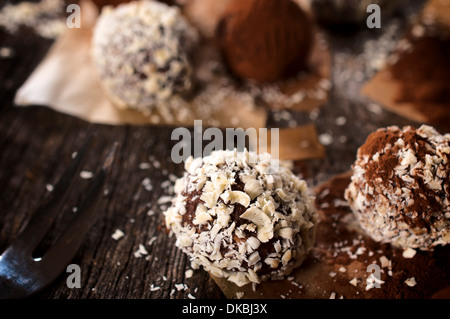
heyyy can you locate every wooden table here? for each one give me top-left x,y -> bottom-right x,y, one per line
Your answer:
0,0 -> 434,299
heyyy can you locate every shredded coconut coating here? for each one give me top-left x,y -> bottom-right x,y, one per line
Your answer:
91,0 -> 198,112
345,125 -> 450,250
164,150 -> 317,287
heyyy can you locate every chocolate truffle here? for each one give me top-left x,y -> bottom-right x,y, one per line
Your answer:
164,150 -> 317,287
91,0 -> 198,113
216,0 -> 313,83
345,125 -> 450,250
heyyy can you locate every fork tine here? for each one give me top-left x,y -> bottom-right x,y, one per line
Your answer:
38,142 -> 118,274
5,136 -> 93,254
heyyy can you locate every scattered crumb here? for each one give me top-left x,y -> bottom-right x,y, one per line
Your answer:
366,273 -> 385,291
185,269 -> 193,279
142,178 -> 153,191
0,47 -> 13,58
349,278 -> 359,287
111,229 -> 125,240
338,266 -> 347,273
139,162 -> 151,170
45,183 -> 54,192
150,284 -> 160,291
175,283 -> 189,291
335,116 -> 347,126
402,248 -> 416,259
367,103 -> 383,115
379,256 -> 390,268
134,244 -> 148,258
148,236 -> 157,246
338,135 -> 348,143
319,133 -> 333,146
157,196 -> 173,205
236,292 -> 244,299
329,292 -> 336,299
187,293 -> 196,299
329,271 -> 337,278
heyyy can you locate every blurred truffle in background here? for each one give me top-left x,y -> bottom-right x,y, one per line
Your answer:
216,0 -> 314,83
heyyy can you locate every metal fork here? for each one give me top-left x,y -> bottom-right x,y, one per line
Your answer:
0,139 -> 118,299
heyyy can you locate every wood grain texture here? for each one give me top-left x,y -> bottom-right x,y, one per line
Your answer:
0,0 -> 437,299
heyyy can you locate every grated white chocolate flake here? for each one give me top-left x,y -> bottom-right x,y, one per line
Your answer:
164,149 -> 317,287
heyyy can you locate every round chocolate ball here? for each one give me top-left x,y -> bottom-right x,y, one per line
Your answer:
216,0 -> 313,83
164,150 -> 318,286
345,125 -> 450,250
91,0 -> 198,113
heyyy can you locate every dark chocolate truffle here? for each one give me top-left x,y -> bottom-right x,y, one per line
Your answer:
345,125 -> 450,250
216,0 -> 313,83
164,150 -> 317,286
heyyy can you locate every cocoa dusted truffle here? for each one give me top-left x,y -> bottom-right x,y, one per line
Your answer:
216,0 -> 313,83
91,0 -> 198,113
164,150 -> 318,287
345,125 -> 450,250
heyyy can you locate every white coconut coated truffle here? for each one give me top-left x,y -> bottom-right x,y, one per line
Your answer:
92,0 -> 198,112
164,149 -> 318,287
345,125 -> 450,250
